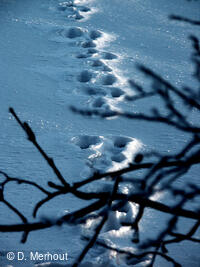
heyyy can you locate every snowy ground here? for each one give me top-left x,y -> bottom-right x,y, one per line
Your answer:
0,0 -> 200,266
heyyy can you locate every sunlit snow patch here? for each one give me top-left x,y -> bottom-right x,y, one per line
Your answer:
72,135 -> 142,177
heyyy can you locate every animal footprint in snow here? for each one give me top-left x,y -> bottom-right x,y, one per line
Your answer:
58,0 -> 91,20
101,74 -> 117,85
91,59 -> 112,72
76,49 -> 97,60
84,85 -> 123,99
77,70 -> 93,83
79,6 -> 91,13
76,53 -> 91,59
87,48 -> 98,55
92,97 -> 106,108
66,27 -> 84,38
113,136 -> 132,148
72,135 -> 142,175
102,52 -> 118,60
54,27 -> 84,41
89,30 -> 102,40
81,40 -> 96,48
91,59 -> 103,67
83,86 -> 106,96
111,153 -> 126,163
72,135 -> 101,149
110,87 -> 124,98
72,11 -> 84,20
57,1 -> 74,11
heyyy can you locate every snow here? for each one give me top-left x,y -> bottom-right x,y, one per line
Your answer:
0,0 -> 200,266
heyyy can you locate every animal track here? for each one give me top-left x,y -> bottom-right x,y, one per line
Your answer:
67,27 -> 83,38
57,2 -> 73,11
76,53 -> 91,59
50,1 -> 146,263
83,86 -> 106,96
57,1 -> 91,21
92,97 -> 106,108
102,52 -> 118,60
72,135 -> 142,174
87,48 -> 98,55
72,135 -> 102,149
57,2 -> 75,12
91,60 -> 112,72
110,87 -> 124,98
101,74 -> 117,85
79,6 -> 91,13
89,30 -> 102,40
91,59 -> 103,67
56,1 -> 128,116
54,27 -> 84,41
77,70 -> 93,83
111,153 -> 126,163
81,40 -> 96,48
102,65 -> 112,72
113,136 -> 132,148
72,11 -> 84,20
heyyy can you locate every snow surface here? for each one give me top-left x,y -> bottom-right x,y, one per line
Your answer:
0,0 -> 200,266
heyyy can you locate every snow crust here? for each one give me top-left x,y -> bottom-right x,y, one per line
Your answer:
0,0 -> 200,266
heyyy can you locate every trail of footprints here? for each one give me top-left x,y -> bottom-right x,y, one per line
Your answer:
54,1 -> 140,173
57,0 -> 92,21
55,1 -> 140,174
72,134 -> 142,243
72,135 -> 141,176
47,1 -> 145,263
56,0 -> 130,112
